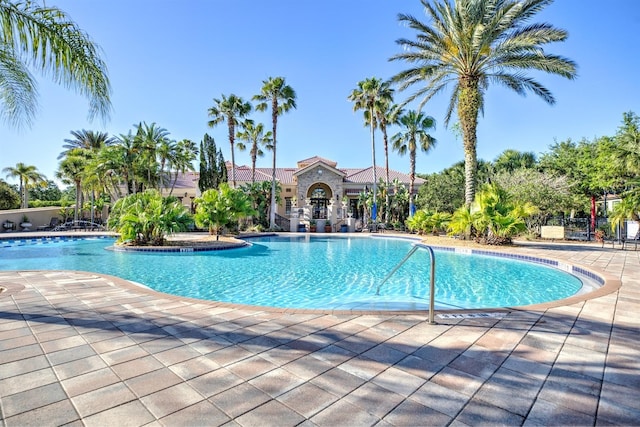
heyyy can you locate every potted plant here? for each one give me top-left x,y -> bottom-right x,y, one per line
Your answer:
20,215 -> 32,231
324,222 -> 332,233
309,219 -> 317,232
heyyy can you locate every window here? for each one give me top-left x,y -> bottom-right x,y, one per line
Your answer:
285,197 -> 292,215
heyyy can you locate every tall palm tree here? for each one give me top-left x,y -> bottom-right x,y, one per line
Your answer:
391,110 -> 437,217
2,162 -> 46,208
376,102 -> 402,222
58,130 -> 116,159
348,77 -> 394,226
236,119 -> 273,184
253,77 -> 297,229
56,154 -> 85,221
168,138 -> 197,195
134,122 -> 171,191
390,0 -> 577,205
0,1 -> 111,127
207,94 -> 252,188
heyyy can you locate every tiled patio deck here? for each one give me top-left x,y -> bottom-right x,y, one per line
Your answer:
0,236 -> 638,426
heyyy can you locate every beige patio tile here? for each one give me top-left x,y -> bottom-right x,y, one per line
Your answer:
82,400 -> 155,427
3,398 -> 79,427
342,381 -> 404,418
139,382 -> 204,419
125,367 -> 184,398
159,399 -> 230,426
61,367 -> 121,397
310,398 -> 380,427
209,382 -> 272,419
111,354 -> 164,380
168,355 -> 220,380
248,367 -> 306,398
72,382 -> 138,418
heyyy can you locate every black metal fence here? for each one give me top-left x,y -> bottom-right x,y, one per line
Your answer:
543,216 -> 622,241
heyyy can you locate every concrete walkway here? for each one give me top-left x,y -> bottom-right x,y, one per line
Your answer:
0,238 -> 638,426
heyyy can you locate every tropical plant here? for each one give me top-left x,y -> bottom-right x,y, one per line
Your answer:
611,111 -> 640,177
406,210 -> 451,235
493,149 -> 537,173
253,76 -> 297,229
194,183 -> 256,240
168,138 -> 197,195
239,180 -> 281,229
207,94 -> 252,188
493,168 -> 574,235
133,122 -> 171,191
236,119 -> 273,183
107,190 -> 192,246
389,178 -> 410,224
2,162 -> 47,208
198,134 -> 224,192
390,0 -> 577,205
348,77 -> 394,224
0,1 -> 111,127
0,179 -> 20,209
447,183 -> 538,245
391,110 -> 437,217
56,152 -> 89,221
608,187 -> 640,235
28,180 -> 62,202
58,130 -> 116,159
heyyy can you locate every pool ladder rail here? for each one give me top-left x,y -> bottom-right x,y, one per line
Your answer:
376,244 -> 437,325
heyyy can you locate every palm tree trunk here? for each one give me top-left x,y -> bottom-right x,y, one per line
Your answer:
228,121 -> 236,188
382,126 -> 390,223
269,101 -> 278,230
20,179 -> 26,209
370,106 -> 377,224
409,148 -> 416,217
458,77 -> 481,206
251,154 -> 256,184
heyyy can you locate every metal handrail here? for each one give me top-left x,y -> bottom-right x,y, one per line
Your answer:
376,244 -> 437,324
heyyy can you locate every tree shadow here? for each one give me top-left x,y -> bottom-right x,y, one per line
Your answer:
1,300 -> 638,425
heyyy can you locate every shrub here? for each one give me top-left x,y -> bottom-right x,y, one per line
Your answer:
107,190 -> 192,245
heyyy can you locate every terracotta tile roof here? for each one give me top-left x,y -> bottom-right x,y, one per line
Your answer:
297,156 -> 337,168
169,171 -> 199,188
193,157 -> 424,187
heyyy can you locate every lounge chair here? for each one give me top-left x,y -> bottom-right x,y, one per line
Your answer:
36,217 -> 60,231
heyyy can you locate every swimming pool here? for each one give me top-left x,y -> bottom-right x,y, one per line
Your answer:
0,234 -> 596,311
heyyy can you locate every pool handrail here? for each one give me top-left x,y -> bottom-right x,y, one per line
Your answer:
377,243 -> 436,324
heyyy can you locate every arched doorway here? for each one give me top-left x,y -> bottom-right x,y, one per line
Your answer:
307,183 -> 333,219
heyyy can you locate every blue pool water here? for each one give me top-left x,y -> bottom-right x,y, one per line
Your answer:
0,235 -> 586,310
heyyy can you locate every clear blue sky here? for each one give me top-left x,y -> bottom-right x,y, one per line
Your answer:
1,0 -> 639,187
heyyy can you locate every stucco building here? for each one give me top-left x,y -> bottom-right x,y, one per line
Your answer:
170,155 -> 424,230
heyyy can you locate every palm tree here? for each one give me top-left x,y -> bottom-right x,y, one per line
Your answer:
207,94 -> 252,188
253,77 -> 297,229
348,77 -> 394,227
377,103 -> 402,222
493,149 -> 537,173
390,0 -> 577,205
0,1 -> 111,127
392,110 -> 437,217
236,119 -> 273,184
168,139 -> 197,195
58,130 -> 116,159
56,154 -> 86,221
2,162 -> 46,208
134,122 -> 171,191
